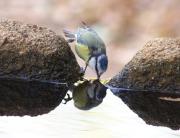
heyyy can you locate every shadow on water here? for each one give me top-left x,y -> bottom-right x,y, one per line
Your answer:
0,77 -> 68,116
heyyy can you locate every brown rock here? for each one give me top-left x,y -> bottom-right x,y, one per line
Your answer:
0,19 -> 81,84
109,38 -> 180,92
108,38 -> 180,130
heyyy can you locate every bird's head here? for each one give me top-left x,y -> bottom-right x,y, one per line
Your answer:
88,53 -> 108,79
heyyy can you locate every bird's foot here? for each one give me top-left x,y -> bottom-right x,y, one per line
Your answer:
63,93 -> 72,104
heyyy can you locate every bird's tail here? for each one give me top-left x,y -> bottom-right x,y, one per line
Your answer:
63,29 -> 76,43
81,21 -> 89,28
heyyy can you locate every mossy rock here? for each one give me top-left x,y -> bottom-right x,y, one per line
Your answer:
108,38 -> 180,130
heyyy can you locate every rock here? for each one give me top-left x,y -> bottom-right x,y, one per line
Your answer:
108,38 -> 180,130
109,38 -> 179,91
0,19 -> 82,116
0,19 -> 81,84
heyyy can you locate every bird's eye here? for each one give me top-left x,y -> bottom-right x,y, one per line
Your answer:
91,46 -> 98,51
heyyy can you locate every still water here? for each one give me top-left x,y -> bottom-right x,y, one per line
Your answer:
0,90 -> 179,138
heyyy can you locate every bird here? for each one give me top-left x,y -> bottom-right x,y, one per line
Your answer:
63,22 -> 108,79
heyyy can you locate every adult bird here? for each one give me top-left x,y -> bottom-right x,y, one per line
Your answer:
63,22 -> 108,79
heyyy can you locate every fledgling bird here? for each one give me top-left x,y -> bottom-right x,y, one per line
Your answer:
63,22 -> 108,79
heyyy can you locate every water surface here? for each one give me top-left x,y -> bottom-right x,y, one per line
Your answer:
0,90 -> 179,138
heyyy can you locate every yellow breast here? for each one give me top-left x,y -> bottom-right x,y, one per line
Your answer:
75,43 -> 90,62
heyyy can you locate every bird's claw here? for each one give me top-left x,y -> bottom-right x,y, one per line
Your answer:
63,93 -> 72,104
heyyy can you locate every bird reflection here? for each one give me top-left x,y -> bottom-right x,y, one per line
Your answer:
64,79 -> 107,110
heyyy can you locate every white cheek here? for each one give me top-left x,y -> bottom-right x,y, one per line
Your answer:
88,57 -> 96,71
75,34 -> 78,40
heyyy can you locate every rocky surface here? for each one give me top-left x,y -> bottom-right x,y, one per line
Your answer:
0,19 -> 81,85
109,38 -> 180,92
0,19 -> 81,116
108,38 -> 180,130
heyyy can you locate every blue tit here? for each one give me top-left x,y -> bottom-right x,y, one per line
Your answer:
63,22 -> 108,79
